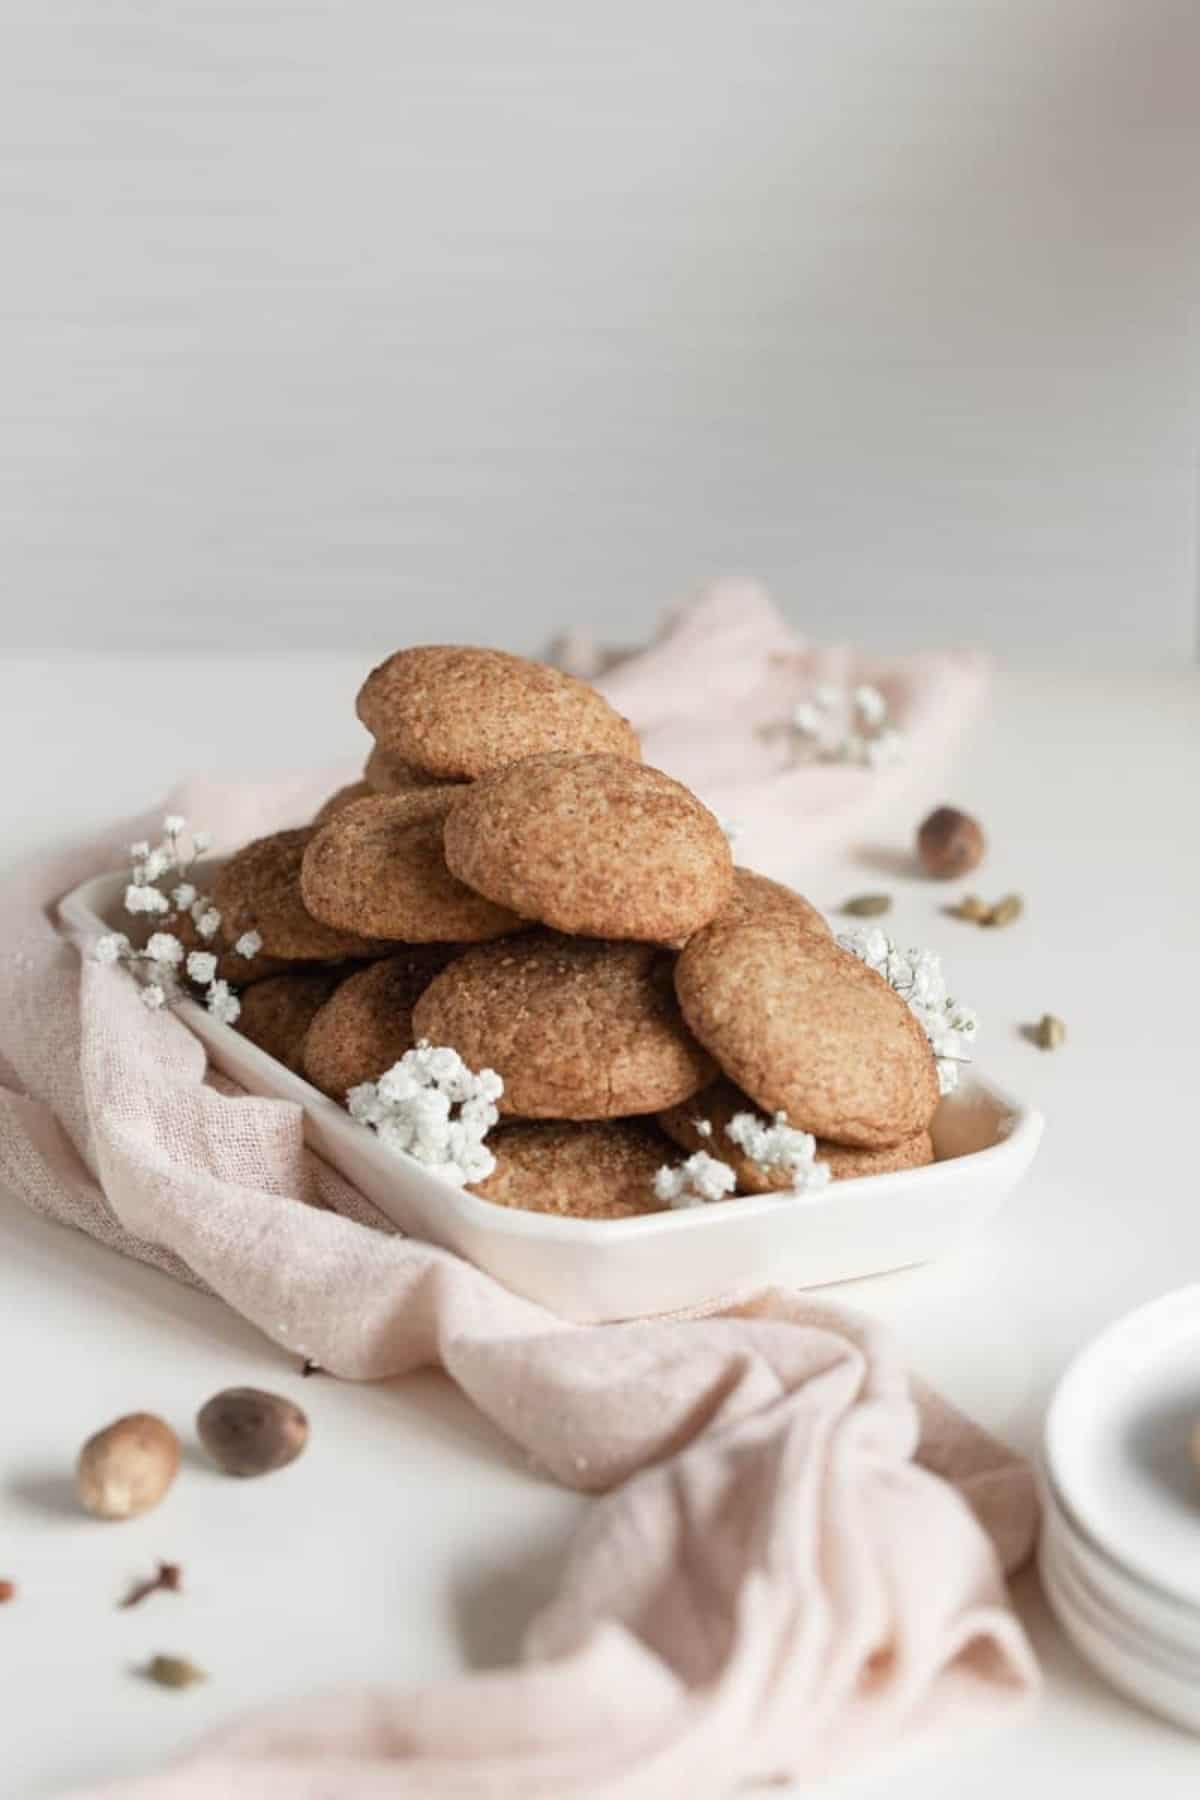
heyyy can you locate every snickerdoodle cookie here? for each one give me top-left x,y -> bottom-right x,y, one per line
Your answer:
213,830 -> 395,961
717,867 -> 830,939
302,947 -> 460,1100
443,754 -> 733,944
470,1120 -> 671,1219
356,646 -> 640,781
659,1077 -> 934,1190
817,1133 -> 935,1180
363,743 -> 460,795
301,792 -> 524,944
674,920 -> 939,1148
412,932 -> 715,1119
236,967 -> 348,1073
313,780 -> 375,826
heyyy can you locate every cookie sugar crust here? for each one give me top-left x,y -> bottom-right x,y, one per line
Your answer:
356,645 -> 640,780
301,792 -> 525,944
412,931 -> 715,1120
471,1119 -> 672,1218
443,753 -> 733,944
674,919 -> 939,1148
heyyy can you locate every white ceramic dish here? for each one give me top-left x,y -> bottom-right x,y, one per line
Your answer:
60,867 -> 1044,1324
1038,1536 -> 1200,1736
1044,1286 -> 1200,1610
1039,1286 -> 1200,1737
1039,1479 -> 1200,1665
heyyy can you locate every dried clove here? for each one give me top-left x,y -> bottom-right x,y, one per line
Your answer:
142,1654 -> 206,1690
841,894 -> 892,918
120,1562 -> 182,1609
300,1358 -> 324,1379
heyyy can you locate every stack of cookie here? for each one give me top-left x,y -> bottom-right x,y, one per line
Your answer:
214,646 -> 940,1219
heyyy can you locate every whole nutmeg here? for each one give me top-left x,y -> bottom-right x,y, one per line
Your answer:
916,806 -> 985,879
77,1413 -> 180,1520
197,1388 -> 308,1478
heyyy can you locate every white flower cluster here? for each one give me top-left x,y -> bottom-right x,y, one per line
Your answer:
653,1151 -> 737,1210
92,816 -> 254,1024
726,1110 -> 831,1196
347,1042 -> 504,1186
789,682 -> 904,769
654,1109 -> 833,1209
838,926 -> 978,1095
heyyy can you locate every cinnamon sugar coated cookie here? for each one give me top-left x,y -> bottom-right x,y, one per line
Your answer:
659,1078 -> 934,1191
443,754 -> 733,944
718,868 -> 830,938
363,743 -> 459,795
313,780 -> 374,826
412,932 -> 715,1119
470,1120 -> 671,1219
356,646 -> 640,780
301,792 -> 524,943
818,1133 -> 935,1180
213,830 -> 396,961
236,968 -> 347,1073
674,920 -> 939,1147
302,948 -> 460,1100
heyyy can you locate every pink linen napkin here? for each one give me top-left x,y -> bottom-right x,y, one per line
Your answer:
557,579 -> 989,878
0,598 -> 1036,1798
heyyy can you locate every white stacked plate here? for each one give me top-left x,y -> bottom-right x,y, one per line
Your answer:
1040,1286 -> 1200,1732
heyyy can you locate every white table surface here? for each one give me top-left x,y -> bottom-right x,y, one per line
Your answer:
1,651 -> 1198,1797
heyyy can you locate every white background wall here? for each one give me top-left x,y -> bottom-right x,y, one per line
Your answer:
0,1 -> 1197,662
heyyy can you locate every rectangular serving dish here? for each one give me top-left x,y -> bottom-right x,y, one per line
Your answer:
61,868 -> 1044,1324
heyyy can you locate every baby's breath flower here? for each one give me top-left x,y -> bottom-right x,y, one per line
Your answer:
93,932 -> 130,965
124,883 -> 170,916
852,683 -> 888,729
782,681 -> 905,769
654,1151 -> 737,1209
205,980 -> 240,1025
347,1082 -> 387,1126
864,727 -> 904,769
146,932 -> 185,966
474,1069 -> 504,1104
350,1042 -> 503,1187
233,930 -> 262,959
105,821 -> 245,1027
725,1111 -> 830,1197
839,926 -> 976,1095
192,831 -> 212,855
